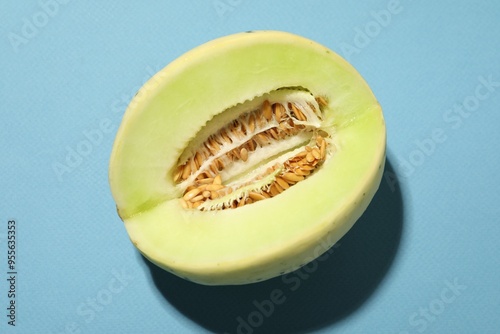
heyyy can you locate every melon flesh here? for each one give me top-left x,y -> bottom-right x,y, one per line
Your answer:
109,31 -> 386,285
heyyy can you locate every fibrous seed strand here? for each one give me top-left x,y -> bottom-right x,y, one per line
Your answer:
174,96 -> 330,210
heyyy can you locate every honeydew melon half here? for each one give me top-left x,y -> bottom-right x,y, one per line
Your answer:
109,31 -> 385,285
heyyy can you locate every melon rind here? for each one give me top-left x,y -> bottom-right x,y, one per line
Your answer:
109,31 -> 386,285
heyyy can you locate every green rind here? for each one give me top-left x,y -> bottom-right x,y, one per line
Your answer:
109,31 -> 386,285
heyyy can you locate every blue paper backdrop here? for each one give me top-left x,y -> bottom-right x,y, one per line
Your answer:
1,1 -> 500,333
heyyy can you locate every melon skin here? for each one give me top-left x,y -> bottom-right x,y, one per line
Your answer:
109,31 -> 386,285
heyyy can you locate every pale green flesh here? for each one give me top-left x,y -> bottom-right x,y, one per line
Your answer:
109,31 -> 385,285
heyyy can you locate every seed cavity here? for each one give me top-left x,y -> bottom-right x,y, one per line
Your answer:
173,89 -> 332,210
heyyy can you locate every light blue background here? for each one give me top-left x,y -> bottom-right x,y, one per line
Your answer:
1,1 -> 500,333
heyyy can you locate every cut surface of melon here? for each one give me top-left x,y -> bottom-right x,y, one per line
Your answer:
109,31 -> 386,285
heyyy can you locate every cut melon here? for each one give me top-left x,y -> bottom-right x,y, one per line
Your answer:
109,31 -> 385,285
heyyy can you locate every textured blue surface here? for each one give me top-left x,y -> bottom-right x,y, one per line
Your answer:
1,1 -> 500,333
